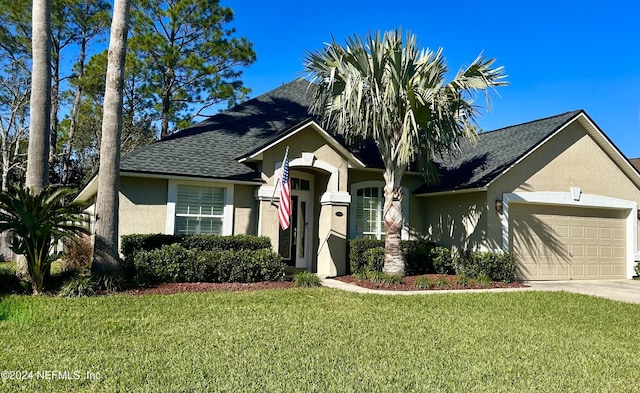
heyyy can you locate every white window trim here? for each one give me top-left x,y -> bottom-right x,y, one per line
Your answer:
166,179 -> 234,236
349,181 -> 409,240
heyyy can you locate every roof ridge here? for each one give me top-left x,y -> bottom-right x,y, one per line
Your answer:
479,109 -> 583,136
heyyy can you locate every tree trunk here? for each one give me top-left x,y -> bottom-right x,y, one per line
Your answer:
25,0 -> 52,193
92,0 -> 131,274
382,168 -> 405,276
48,42 -> 60,169
62,31 -> 88,186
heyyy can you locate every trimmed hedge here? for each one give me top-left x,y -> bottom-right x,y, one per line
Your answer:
348,239 -> 516,282
181,235 -> 271,251
133,244 -> 285,285
348,239 -> 437,275
121,234 -> 273,279
456,251 -> 517,283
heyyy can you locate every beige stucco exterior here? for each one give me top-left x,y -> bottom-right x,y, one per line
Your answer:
81,113 -> 640,279
487,121 -> 640,249
119,176 -> 168,237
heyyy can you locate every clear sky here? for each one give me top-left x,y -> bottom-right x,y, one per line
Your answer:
226,0 -> 640,158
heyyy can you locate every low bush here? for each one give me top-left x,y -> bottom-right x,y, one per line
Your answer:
475,273 -> 492,288
0,264 -> 24,294
181,235 -> 271,251
58,275 -> 96,297
133,245 -> 285,284
94,272 -> 125,292
456,274 -> 471,287
348,239 -> 437,275
366,270 -> 403,285
59,236 -> 93,274
430,247 -> 455,275
294,271 -> 321,287
434,276 -> 449,288
361,247 -> 385,273
456,251 -> 517,283
121,234 -> 274,279
414,276 -> 433,289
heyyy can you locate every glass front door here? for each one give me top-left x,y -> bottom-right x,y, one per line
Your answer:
278,175 -> 313,269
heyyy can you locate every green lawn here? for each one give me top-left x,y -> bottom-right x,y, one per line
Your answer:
0,289 -> 639,392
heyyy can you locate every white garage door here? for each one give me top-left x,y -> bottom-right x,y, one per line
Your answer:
510,204 -> 627,280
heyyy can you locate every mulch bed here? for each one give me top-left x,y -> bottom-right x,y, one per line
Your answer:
335,274 -> 528,291
121,281 -> 296,295
110,274 -> 526,296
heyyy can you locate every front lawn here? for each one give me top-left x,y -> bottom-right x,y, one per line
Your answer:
1,289 -> 638,392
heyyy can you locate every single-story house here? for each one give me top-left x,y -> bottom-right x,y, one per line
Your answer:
78,79 -> 640,280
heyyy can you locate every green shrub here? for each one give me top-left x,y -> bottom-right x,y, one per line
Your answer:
475,273 -> 492,288
362,247 -> 385,273
94,272 -> 124,292
430,247 -> 455,275
414,277 -> 433,289
354,271 -> 368,281
349,239 -> 385,273
294,271 -> 321,287
366,270 -> 403,285
181,235 -> 271,251
0,265 -> 24,294
434,276 -> 449,288
134,245 -> 284,284
349,239 -> 438,275
456,251 -> 517,283
456,274 -> 471,287
122,234 -> 273,279
58,275 -> 96,297
121,234 -> 183,278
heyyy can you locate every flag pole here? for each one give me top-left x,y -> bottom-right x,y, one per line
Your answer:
270,146 -> 289,207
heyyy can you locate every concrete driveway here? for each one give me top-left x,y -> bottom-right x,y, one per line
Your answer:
526,280 -> 640,304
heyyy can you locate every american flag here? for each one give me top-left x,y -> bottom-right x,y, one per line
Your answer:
278,153 -> 291,230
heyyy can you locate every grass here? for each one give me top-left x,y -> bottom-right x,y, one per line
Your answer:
1,289 -> 639,392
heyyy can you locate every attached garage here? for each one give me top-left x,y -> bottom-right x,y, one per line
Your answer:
510,203 -> 627,280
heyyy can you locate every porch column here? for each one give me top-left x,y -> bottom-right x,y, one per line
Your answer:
317,192 -> 351,277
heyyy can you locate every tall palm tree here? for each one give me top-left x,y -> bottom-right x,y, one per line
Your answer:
25,0 -> 52,192
93,0 -> 132,274
304,29 -> 507,276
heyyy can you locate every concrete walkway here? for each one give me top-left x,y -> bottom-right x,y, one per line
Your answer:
321,278 -> 640,304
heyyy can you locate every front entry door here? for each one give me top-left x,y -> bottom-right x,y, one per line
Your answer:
278,174 -> 313,269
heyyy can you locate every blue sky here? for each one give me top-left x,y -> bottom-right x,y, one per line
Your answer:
227,0 -> 640,158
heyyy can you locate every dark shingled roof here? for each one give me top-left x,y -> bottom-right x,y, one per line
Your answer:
121,78 -> 582,193
415,110 -> 582,194
120,78 -> 314,181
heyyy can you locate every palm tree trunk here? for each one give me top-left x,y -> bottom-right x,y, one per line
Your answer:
382,168 -> 405,276
92,0 -> 131,274
25,0 -> 52,193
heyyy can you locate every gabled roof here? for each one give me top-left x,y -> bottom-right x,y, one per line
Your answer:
116,78 -> 635,197
415,110 -> 583,194
120,78 -> 314,181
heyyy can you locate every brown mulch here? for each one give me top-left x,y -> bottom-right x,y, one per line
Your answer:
121,281 -> 296,295
335,274 -> 528,291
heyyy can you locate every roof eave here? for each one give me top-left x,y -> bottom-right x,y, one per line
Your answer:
237,119 -> 366,169
415,186 -> 487,197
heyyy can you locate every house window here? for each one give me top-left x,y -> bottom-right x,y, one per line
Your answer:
166,180 -> 234,236
355,187 -> 385,239
175,185 -> 225,235
350,181 -> 409,240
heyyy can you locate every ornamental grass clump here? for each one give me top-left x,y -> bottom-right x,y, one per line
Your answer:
293,271 -> 321,288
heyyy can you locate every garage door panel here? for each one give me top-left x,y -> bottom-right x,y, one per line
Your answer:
510,204 -> 626,280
